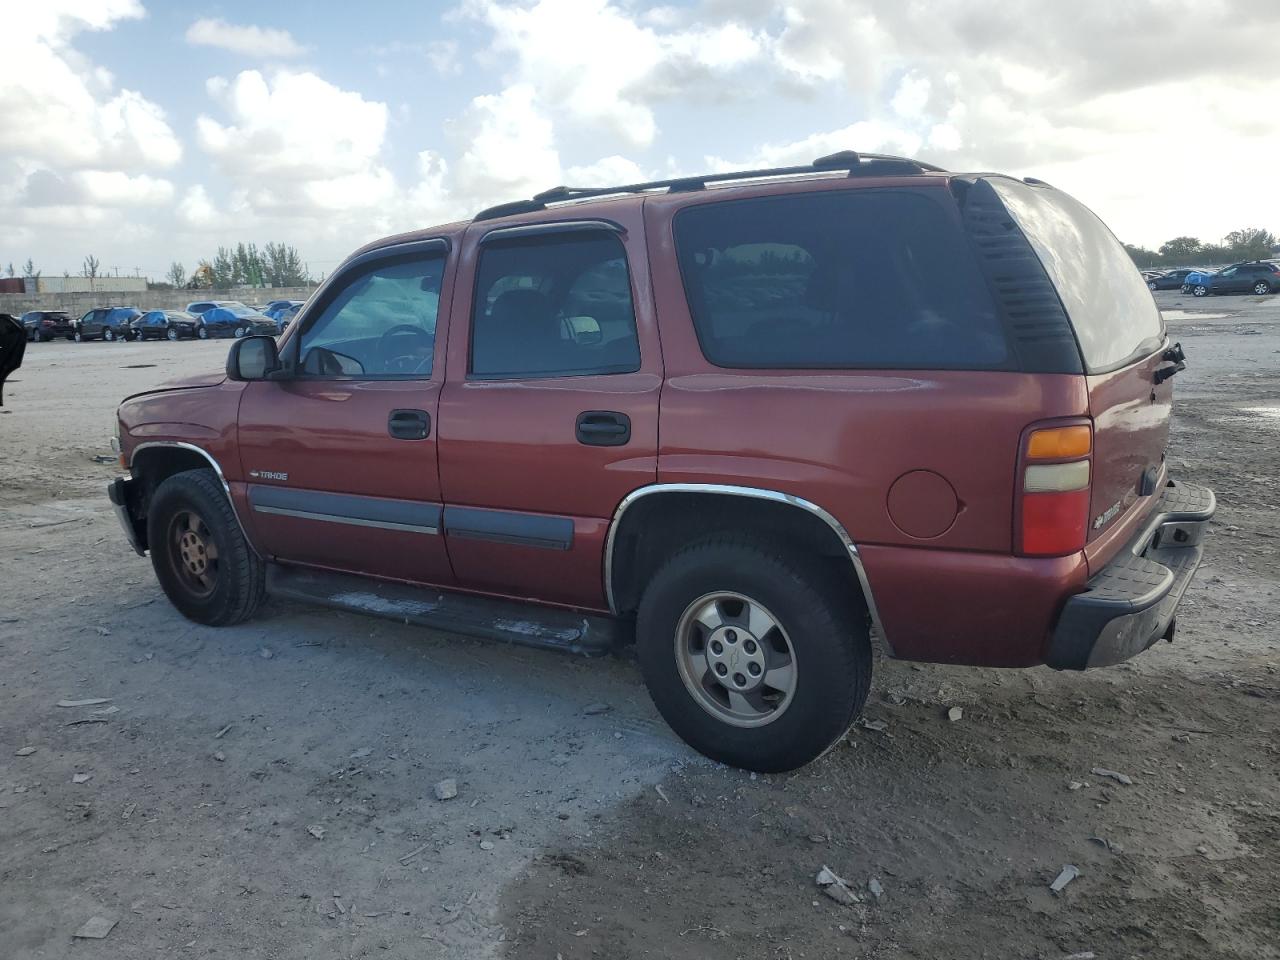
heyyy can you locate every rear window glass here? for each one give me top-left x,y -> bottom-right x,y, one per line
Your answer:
673,190 -> 1008,369
986,178 -> 1164,372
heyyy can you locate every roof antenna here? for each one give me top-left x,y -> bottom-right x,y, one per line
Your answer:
812,150 -> 861,169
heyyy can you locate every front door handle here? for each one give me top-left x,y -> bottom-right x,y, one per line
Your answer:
576,411 -> 630,446
389,408 -> 431,440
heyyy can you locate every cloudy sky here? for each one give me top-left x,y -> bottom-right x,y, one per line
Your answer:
3,0 -> 1277,279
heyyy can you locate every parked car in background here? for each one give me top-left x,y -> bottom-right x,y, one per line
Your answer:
273,302 -> 303,331
263,299 -> 305,327
21,310 -> 74,341
1147,268 -> 1204,291
198,304 -> 278,339
1205,261 -> 1280,296
74,307 -> 141,342
1182,269 -> 1216,295
186,299 -> 258,318
109,151 -> 1214,772
129,310 -> 201,341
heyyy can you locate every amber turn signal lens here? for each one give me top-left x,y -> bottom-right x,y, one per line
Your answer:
1027,425 -> 1092,460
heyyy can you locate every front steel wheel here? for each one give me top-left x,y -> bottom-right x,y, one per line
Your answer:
168,509 -> 219,598
149,468 -> 264,625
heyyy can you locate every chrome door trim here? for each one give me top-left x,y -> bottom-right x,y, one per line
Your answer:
603,482 -> 891,653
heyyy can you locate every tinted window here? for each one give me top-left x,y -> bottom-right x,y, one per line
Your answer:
987,178 -> 1164,372
298,255 -> 444,378
673,191 -> 1008,369
471,232 -> 640,378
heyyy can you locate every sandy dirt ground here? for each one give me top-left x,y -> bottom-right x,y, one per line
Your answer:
1,292 -> 1277,959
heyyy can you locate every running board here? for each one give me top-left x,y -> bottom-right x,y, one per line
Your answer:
266,564 -> 624,656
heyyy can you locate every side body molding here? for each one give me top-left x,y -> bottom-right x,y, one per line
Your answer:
603,483 -> 891,653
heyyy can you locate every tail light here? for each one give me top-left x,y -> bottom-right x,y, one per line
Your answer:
1018,422 -> 1092,557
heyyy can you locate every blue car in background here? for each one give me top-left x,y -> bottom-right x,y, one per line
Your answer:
129,310 -> 200,341
263,299 -> 305,331
198,303 -> 278,339
1183,269 -> 1217,296
271,302 -> 305,331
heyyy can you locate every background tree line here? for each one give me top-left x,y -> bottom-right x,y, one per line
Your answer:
1125,227 -> 1277,269
154,243 -> 311,290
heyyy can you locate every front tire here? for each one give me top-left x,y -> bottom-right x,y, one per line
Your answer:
103,328 -> 116,342
637,536 -> 871,772
196,325 -> 209,340
166,326 -> 179,341
1193,285 -> 1208,297
148,469 -> 265,626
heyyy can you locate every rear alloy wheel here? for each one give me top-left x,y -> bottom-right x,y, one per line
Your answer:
196,325 -> 209,340
1253,281 -> 1272,295
1193,285 -> 1209,297
637,535 -> 871,772
148,468 -> 264,626
233,325 -> 248,338
166,326 -> 179,341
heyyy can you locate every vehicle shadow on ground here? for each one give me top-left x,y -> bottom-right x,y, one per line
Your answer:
497,654 -> 1280,960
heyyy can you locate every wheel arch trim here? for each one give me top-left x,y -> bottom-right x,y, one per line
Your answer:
129,441 -> 258,556
603,483 -> 891,654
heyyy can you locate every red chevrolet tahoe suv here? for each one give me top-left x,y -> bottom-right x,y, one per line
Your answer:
108,151 -> 1215,772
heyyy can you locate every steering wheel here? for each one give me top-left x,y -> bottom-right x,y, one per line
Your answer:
376,324 -> 433,374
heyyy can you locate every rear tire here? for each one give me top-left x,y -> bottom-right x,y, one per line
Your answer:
1254,281 -> 1272,295
167,326 -> 179,341
637,535 -> 871,772
1193,285 -> 1208,297
148,468 -> 265,626
74,330 -> 83,342
197,326 -> 209,340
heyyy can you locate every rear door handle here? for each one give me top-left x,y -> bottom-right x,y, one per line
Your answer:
576,411 -> 630,446
388,408 -> 431,440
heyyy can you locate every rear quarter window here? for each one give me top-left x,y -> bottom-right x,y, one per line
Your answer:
673,190 -> 1009,369
985,178 -> 1165,373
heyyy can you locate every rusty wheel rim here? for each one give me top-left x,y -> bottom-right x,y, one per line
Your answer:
169,510 -> 219,598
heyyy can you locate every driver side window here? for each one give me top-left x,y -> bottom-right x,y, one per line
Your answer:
298,255 -> 444,379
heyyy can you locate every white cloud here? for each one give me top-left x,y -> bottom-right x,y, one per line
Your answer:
461,0 -> 768,148
196,70 -> 392,213
177,184 -> 219,227
0,1 -> 181,171
185,18 -> 306,59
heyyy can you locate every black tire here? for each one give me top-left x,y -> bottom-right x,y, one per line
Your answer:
637,535 -> 871,772
1254,281 -> 1272,295
148,468 -> 265,626
103,328 -> 115,342
1193,285 -> 1208,297
197,325 -> 209,340
166,326 -> 179,341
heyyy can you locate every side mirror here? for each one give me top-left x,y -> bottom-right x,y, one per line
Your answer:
226,335 -> 281,381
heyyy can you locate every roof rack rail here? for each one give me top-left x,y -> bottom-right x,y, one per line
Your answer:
473,150 -> 946,221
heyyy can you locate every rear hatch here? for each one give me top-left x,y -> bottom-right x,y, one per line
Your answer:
982,178 -> 1172,567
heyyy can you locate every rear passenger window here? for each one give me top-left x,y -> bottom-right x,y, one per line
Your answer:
673,191 -> 1008,369
471,232 -> 641,379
